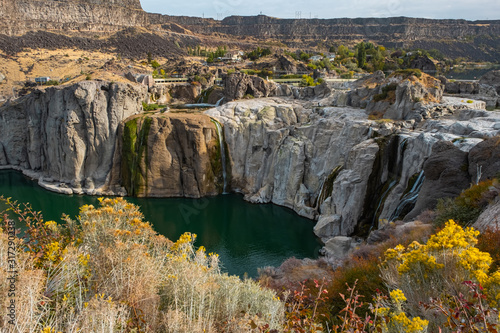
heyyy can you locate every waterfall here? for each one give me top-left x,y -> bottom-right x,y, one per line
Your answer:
130,121 -> 146,196
215,97 -> 225,106
370,179 -> 397,231
212,120 -> 228,194
389,171 -> 425,221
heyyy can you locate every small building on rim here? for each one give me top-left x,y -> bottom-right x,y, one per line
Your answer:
35,77 -> 51,84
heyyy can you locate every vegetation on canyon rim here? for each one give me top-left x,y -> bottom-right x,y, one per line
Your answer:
0,191 -> 500,332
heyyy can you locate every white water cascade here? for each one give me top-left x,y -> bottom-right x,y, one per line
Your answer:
389,170 -> 425,221
215,97 -> 225,106
213,120 -> 228,194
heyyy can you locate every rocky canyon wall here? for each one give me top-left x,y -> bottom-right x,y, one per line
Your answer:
206,96 -> 500,241
104,113 -> 224,198
0,0 -> 148,35
2,77 -> 500,251
0,81 -> 146,194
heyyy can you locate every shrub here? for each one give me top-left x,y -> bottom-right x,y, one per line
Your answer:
329,256 -> 384,325
300,74 -> 315,87
390,69 -> 423,79
0,197 -> 284,332
142,102 -> 160,111
478,226 -> 500,272
380,220 -> 500,330
435,178 -> 499,227
151,60 -> 160,69
373,83 -> 398,102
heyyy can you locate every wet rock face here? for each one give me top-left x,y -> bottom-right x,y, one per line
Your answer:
0,81 -> 147,193
405,141 -> 470,221
105,113 -> 222,198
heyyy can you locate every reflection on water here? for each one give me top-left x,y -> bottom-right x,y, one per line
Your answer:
0,170 -> 321,277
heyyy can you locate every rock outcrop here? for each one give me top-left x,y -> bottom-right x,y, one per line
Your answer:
479,70 -> 500,94
443,70 -> 500,109
473,198 -> 500,232
0,81 -> 146,194
105,113 -> 223,197
468,136 -> 500,182
223,73 -> 277,102
349,71 -> 444,120
409,55 -> 437,72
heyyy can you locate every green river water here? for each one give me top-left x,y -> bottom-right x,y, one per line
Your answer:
0,170 -> 321,277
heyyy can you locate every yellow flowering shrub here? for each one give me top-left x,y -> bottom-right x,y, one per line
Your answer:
380,219 -> 500,330
0,196 -> 283,332
373,289 -> 428,333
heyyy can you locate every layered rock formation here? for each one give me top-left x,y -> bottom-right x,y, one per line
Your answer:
205,95 -> 500,246
0,0 -> 147,35
0,80 -> 147,194
166,16 -> 500,61
104,113 -> 223,197
1,0 -> 499,62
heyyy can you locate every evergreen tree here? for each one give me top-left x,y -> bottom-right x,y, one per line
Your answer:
357,42 -> 366,69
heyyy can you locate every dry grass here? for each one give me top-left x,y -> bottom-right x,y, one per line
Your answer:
0,198 -> 283,332
0,48 -> 157,99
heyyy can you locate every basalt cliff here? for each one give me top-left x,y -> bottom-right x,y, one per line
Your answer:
2,72 -> 500,256
0,0 -> 499,61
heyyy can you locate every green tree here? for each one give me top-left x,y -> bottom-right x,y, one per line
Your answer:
151,60 -> 160,69
300,51 -> 310,62
357,42 -> 366,69
337,45 -> 349,59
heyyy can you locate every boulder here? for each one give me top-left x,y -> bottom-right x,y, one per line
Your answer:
410,55 -> 437,72
473,197 -> 500,232
468,136 -> 500,182
323,236 -> 355,260
314,214 -> 341,240
277,55 -> 297,74
0,72 -> 5,83
479,70 -> 500,94
170,84 -> 202,103
223,72 -> 277,101
148,85 -> 172,105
